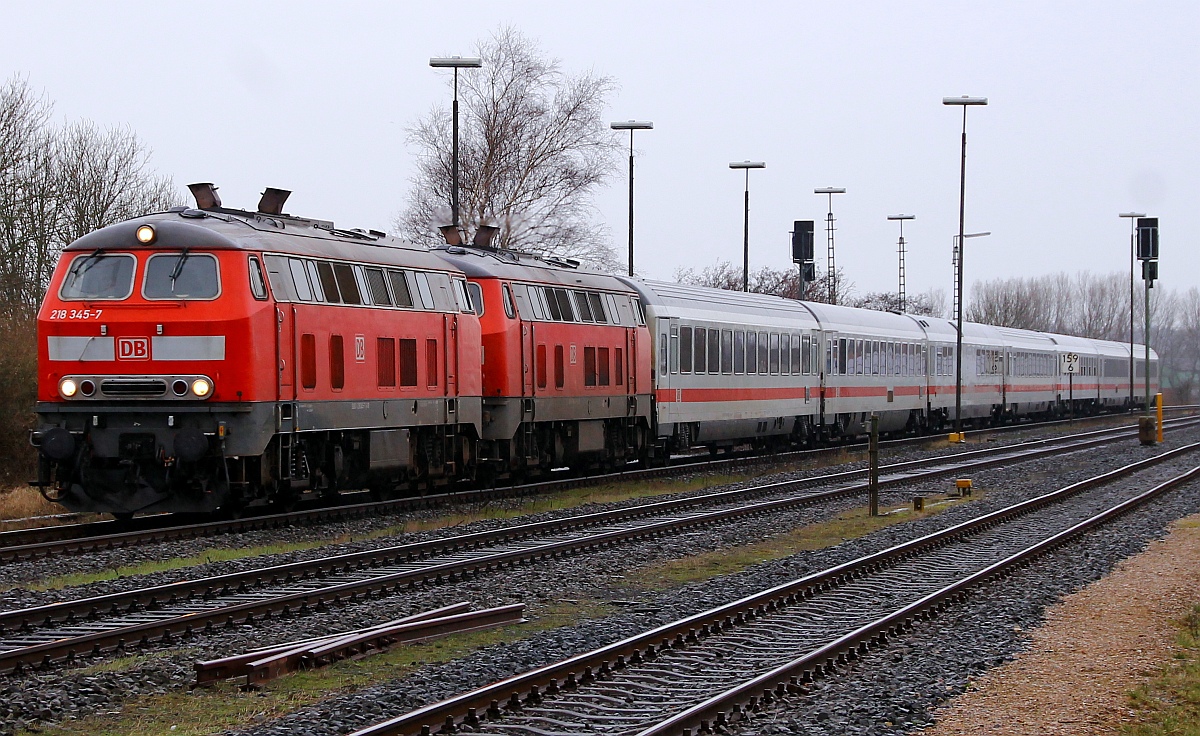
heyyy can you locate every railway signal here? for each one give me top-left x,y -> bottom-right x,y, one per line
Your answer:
1137,216 -> 1159,415
791,220 -> 815,298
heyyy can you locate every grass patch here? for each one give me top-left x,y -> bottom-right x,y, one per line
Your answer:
0,485 -> 69,523
20,598 -> 611,736
618,490 -> 979,592
1122,604 -> 1200,736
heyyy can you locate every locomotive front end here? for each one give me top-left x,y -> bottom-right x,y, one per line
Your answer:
32,215 -> 273,515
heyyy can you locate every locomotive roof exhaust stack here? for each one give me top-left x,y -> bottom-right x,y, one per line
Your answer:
187,182 -> 222,210
473,224 -> 499,248
438,225 -> 464,246
257,187 -> 291,215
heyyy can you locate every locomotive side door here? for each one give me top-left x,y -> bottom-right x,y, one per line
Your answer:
626,325 -> 637,396
443,313 -> 458,398
521,320 -> 534,397
276,304 -> 296,401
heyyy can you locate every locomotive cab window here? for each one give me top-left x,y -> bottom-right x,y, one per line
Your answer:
248,256 -> 268,300
466,282 -> 484,316
60,252 -> 136,300
288,258 -> 313,301
143,253 -> 220,300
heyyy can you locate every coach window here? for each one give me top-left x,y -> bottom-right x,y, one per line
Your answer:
574,291 -> 594,322
426,339 -> 439,387
708,328 -> 720,374
769,333 -> 780,374
721,330 -> 734,374
598,347 -> 611,385
789,335 -> 800,375
365,268 -> 392,306
757,331 -> 769,374
746,331 -> 757,374
399,339 -> 418,387
388,270 -> 415,308
286,261 -> 314,301
300,334 -> 317,390
502,284 -> 516,319
734,331 -> 746,374
693,327 -> 707,374
589,293 -> 608,323
679,327 -> 693,374
780,334 -> 790,374
377,338 -> 396,387
659,329 -> 668,375
584,347 -> 597,386
801,335 -> 812,374
329,335 -> 345,390
669,324 -> 680,374
554,345 -> 565,388
316,262 -> 341,303
248,257 -> 268,300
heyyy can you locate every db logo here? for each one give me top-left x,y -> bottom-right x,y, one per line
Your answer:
117,337 -> 150,360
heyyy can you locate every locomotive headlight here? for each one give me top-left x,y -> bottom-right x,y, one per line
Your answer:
59,378 -> 78,398
190,378 -> 212,398
135,224 -> 157,244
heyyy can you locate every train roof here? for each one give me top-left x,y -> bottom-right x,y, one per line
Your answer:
62,207 -> 460,272
431,245 -> 635,292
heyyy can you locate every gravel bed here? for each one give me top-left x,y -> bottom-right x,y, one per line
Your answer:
0,415 -> 1145,597
0,424 -> 1191,735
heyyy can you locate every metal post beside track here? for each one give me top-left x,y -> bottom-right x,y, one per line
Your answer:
868,413 -> 879,516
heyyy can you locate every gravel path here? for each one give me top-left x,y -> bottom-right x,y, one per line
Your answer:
0,423 -> 1188,735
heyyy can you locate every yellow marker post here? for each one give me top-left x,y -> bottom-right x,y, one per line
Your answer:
1156,393 -> 1164,443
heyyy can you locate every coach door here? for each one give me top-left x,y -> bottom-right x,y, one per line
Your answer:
276,305 -> 296,401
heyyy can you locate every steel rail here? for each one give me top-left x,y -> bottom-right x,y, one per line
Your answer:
3,408 -> 1187,560
1,416 -> 1178,644
347,442 -> 1200,736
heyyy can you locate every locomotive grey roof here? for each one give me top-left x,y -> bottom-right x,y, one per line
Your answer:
432,245 -> 636,292
63,208 -> 459,272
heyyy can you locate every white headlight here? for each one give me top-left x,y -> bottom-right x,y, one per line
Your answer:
191,378 -> 211,397
60,378 -> 78,398
136,224 -> 156,244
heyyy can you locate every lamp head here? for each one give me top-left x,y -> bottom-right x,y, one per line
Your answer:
943,95 -> 988,105
611,120 -> 653,130
429,56 -> 483,68
729,160 -> 766,169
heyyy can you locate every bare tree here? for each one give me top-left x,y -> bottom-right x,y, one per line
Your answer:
674,260 -> 855,304
399,27 -> 623,270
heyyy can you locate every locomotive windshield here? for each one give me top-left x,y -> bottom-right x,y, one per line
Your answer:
59,252 -> 136,300
143,253 -> 221,299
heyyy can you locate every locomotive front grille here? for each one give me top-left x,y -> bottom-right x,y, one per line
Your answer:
100,378 -> 168,397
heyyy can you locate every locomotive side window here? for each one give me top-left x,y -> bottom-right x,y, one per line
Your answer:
143,253 -> 220,300
554,345 -> 565,389
427,273 -> 456,311
329,335 -> 345,390
414,273 -> 435,309
615,347 -> 624,385
631,298 -> 646,326
426,339 -> 438,386
364,268 -> 392,306
589,293 -> 608,323
453,278 -> 473,313
543,287 -> 562,320
306,261 -> 326,301
537,344 -> 548,389
467,282 -> 485,316
584,347 -> 597,386
352,266 -> 371,305
679,327 -> 693,374
316,262 -> 340,303
604,294 -> 622,325
300,334 -> 316,389
399,339 -> 418,386
598,347 -> 610,386
387,270 -> 414,308
60,252 -> 136,300
288,258 -> 313,301
553,289 -> 575,321
574,291 -> 594,322
332,264 -> 361,305
262,255 -> 295,300
248,256 -> 268,300
734,331 -> 745,374
377,338 -> 396,387
502,284 -> 516,319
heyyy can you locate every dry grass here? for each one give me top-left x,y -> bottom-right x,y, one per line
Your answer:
0,484 -> 69,524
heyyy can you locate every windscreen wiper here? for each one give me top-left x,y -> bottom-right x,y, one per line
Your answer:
168,247 -> 191,286
68,249 -> 107,280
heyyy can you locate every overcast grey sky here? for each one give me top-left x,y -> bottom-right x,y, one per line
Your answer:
3,1 -> 1196,302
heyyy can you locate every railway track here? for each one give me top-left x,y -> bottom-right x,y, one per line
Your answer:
0,409 -> 1187,563
347,443 -> 1200,736
0,416 -> 1190,674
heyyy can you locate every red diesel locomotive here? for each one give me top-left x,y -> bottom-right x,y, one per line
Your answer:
32,186 -> 654,515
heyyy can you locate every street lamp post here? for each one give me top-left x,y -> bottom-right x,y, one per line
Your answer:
887,214 -> 915,311
943,95 -> 988,438
1119,211 -> 1145,411
430,56 -> 483,231
611,120 -> 654,277
729,161 -> 766,292
815,188 -> 847,304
